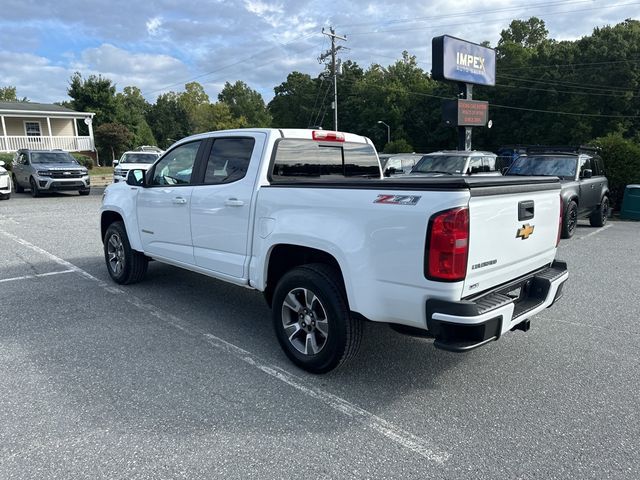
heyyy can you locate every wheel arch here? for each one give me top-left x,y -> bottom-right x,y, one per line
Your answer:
263,244 -> 346,308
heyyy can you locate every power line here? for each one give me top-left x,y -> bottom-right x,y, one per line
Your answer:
335,0 -> 593,29
347,2 -> 640,36
500,58 -> 640,71
497,73 -> 636,93
493,82 -> 634,98
142,31 -> 320,97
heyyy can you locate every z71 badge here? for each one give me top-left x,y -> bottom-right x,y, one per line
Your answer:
374,194 -> 421,205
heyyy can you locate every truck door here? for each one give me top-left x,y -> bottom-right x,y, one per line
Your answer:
137,140 -> 203,265
190,133 -> 265,278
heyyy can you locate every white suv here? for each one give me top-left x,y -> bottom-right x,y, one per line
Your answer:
0,161 -> 11,200
113,151 -> 161,183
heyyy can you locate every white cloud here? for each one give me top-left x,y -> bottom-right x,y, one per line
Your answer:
146,17 -> 163,36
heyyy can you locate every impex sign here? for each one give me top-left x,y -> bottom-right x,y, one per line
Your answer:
432,35 -> 496,86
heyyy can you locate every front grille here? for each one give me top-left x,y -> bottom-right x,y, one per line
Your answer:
50,171 -> 83,179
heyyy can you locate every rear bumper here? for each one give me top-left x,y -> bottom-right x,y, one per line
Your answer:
426,261 -> 568,352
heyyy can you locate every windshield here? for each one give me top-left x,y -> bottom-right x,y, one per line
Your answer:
120,153 -> 158,164
31,152 -> 78,164
508,155 -> 577,178
411,155 -> 468,174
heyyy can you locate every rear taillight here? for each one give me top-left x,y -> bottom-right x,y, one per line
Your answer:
557,194 -> 563,247
425,207 -> 469,282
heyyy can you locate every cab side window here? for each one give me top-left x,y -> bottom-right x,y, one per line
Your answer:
579,157 -> 592,177
468,156 -> 482,174
204,138 -> 255,185
150,141 -> 201,186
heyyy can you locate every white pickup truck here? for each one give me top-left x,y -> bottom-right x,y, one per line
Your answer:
100,129 -> 568,373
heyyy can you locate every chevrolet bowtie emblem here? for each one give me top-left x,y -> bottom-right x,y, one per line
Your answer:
516,223 -> 535,240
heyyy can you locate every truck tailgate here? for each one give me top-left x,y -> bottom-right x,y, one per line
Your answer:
463,181 -> 561,297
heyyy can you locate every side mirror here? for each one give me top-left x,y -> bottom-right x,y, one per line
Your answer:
582,169 -> 593,179
384,167 -> 397,177
126,169 -> 146,187
113,159 -> 119,166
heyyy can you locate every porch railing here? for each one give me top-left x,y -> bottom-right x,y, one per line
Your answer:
0,136 -> 94,152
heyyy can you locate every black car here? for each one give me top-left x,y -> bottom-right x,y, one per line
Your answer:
505,146 -> 609,238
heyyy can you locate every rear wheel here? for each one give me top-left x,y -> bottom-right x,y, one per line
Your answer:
104,221 -> 148,284
561,200 -> 578,239
13,175 -> 24,193
29,177 -> 40,198
589,196 -> 609,227
272,263 -> 362,373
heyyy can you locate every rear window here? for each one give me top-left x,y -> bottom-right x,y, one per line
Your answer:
271,140 -> 380,180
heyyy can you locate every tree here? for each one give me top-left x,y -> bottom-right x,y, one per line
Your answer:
95,122 -> 133,164
178,82 -> 210,132
67,72 -> 117,127
218,81 -> 271,127
0,86 -> 28,102
498,17 -> 549,49
116,86 -> 156,147
193,102 -> 247,133
146,92 -> 190,149
268,72 -> 319,127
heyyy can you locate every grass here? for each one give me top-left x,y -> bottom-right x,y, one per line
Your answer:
90,166 -> 113,176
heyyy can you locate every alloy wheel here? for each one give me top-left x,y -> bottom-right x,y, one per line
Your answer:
107,232 -> 125,276
281,287 -> 329,356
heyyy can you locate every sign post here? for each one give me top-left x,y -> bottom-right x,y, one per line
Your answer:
432,35 -> 496,151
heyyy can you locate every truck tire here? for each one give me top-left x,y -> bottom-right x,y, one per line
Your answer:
272,263 -> 362,374
29,177 -> 40,198
103,221 -> 148,285
561,200 -> 578,239
589,196 -> 609,227
13,175 -> 24,193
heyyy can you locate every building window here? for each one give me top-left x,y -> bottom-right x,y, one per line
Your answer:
24,121 -> 42,137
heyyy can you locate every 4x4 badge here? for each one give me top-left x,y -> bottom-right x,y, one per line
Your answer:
516,223 -> 535,240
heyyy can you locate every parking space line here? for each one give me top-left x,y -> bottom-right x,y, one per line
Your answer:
0,269 -> 75,284
578,223 -> 613,240
0,228 -> 450,464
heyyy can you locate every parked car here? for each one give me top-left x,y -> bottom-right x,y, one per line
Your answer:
113,151 -> 162,183
12,149 -> 90,197
408,151 -> 501,176
100,128 -> 567,373
0,161 -> 11,200
383,153 -> 424,176
504,146 -> 609,238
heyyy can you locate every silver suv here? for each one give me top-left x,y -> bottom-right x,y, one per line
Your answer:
12,149 -> 90,197
409,150 -> 501,176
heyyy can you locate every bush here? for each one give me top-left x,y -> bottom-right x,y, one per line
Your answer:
71,153 -> 94,170
0,153 -> 13,172
383,139 -> 414,154
591,134 -> 640,210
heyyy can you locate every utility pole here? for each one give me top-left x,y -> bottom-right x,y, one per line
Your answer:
320,27 -> 346,131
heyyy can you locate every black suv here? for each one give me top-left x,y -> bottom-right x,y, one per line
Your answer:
505,146 -> 609,238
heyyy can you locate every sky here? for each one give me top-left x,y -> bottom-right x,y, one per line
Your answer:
0,0 -> 638,105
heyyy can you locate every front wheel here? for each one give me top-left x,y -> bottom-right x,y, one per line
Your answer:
272,263 -> 362,374
13,175 -> 24,193
589,196 -> 609,227
29,177 -> 40,198
104,221 -> 148,284
561,200 -> 578,239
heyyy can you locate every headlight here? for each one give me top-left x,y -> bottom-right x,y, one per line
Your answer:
80,169 -> 88,175
37,170 -> 52,176
114,169 -> 122,175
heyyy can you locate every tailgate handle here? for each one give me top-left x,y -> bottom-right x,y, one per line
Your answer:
518,200 -> 535,221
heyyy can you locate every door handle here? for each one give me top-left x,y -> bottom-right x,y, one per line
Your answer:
172,197 -> 187,204
225,198 -> 244,207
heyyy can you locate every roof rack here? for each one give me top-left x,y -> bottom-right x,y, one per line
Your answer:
524,145 -> 599,155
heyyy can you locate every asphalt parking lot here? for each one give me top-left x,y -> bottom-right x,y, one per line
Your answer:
1,189 -> 639,479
